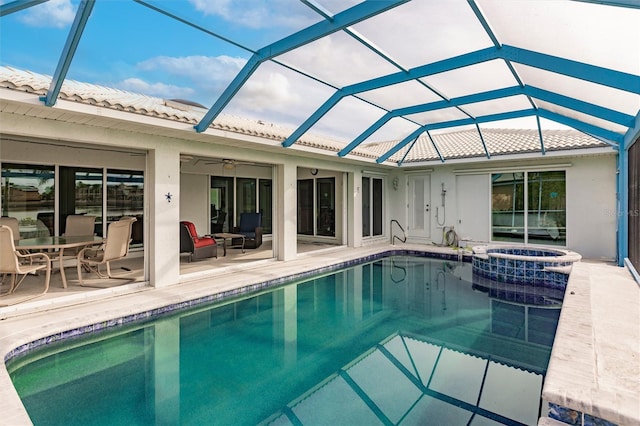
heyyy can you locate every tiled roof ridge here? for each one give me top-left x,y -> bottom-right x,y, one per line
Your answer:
0,65 -> 351,150
0,65 -> 611,163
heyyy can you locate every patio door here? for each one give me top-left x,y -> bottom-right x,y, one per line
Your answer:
408,175 -> 431,239
297,177 -> 335,236
59,166 -> 103,236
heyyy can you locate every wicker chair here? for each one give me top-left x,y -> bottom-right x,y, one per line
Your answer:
180,221 -> 217,261
232,213 -> 263,249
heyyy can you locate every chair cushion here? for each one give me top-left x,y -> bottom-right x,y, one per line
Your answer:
193,236 -> 215,248
239,213 -> 261,232
181,221 -> 215,248
182,221 -> 198,237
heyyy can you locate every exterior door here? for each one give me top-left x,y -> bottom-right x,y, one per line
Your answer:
456,174 -> 490,242
408,175 -> 431,239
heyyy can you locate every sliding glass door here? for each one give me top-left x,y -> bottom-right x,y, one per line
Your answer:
491,171 -> 566,245
362,176 -> 383,238
107,170 -> 144,244
2,164 -> 144,240
297,177 -> 335,237
59,167 -> 103,236
210,176 -> 272,234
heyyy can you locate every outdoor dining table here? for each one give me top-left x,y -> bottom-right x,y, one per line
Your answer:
15,235 -> 104,289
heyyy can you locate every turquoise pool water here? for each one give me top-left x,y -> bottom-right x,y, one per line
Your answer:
8,256 -> 561,425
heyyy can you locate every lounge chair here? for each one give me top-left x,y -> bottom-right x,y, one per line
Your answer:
76,217 -> 136,285
0,225 -> 51,305
232,213 -> 263,249
180,221 -> 217,261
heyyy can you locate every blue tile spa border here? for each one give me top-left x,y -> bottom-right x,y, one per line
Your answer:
548,402 -> 618,426
4,249 -> 472,363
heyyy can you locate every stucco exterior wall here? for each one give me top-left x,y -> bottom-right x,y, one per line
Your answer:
386,155 -> 617,261
1,106 -> 619,287
565,155 -> 617,260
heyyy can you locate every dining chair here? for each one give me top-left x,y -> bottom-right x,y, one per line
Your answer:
0,217 -> 21,241
64,215 -> 96,236
0,217 -> 32,257
76,217 -> 136,286
35,219 -> 51,237
59,215 -> 98,261
0,225 -> 51,305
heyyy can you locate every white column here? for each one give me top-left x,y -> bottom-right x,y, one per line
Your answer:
148,147 -> 181,287
348,170 -> 363,248
275,162 -> 298,261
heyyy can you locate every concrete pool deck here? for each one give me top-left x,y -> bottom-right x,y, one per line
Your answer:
542,260 -> 640,426
0,243 -> 637,425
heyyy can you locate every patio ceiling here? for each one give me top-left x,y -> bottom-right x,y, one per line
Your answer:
1,0 -> 639,166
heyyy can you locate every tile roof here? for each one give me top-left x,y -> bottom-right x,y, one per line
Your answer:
0,66 -> 610,164
365,128 -> 610,163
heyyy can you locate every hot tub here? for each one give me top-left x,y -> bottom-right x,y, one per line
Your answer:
472,245 -> 581,288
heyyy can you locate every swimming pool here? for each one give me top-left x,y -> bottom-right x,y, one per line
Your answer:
7,256 -> 560,425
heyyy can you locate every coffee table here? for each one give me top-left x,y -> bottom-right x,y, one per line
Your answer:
211,233 -> 245,256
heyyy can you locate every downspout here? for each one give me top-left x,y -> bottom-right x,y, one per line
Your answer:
616,147 -> 628,267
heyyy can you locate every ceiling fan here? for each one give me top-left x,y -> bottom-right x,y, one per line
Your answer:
201,158 -> 255,168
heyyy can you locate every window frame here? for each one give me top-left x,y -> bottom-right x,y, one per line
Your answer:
491,170 -> 566,246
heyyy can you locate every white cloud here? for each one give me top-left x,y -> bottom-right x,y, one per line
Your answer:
234,71 -> 300,112
189,0 -> 316,29
18,0 -> 75,28
137,55 -> 246,86
117,78 -> 195,100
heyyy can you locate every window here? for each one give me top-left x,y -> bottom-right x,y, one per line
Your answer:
237,178 -> 257,218
297,177 -> 336,237
211,176 -> 272,234
2,164 -> 144,240
259,179 -> 272,235
211,176 -> 234,233
317,178 -> 335,237
1,164 -> 55,238
362,176 -> 383,237
492,171 -> 566,245
297,179 -> 314,235
107,169 -> 144,244
59,167 -> 102,236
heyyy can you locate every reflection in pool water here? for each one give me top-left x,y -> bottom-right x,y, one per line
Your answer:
8,256 -> 560,425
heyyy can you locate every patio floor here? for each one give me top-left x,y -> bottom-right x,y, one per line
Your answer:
0,240 -> 339,317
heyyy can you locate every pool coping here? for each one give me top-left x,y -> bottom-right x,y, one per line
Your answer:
3,248 -> 470,363
0,244 -> 636,425
541,260 -> 640,426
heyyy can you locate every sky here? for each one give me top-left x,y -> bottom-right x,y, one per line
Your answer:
0,0 -> 637,145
